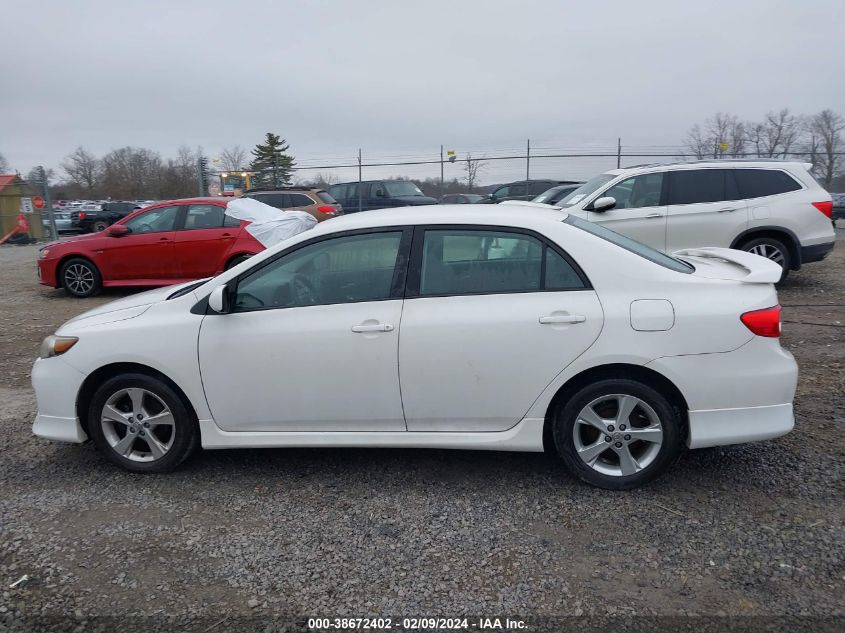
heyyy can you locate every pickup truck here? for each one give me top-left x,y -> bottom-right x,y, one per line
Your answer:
71,201 -> 142,233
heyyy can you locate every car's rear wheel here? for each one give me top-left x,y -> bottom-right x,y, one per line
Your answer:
59,257 -> 102,298
87,373 -> 199,473
93,220 -> 109,232
553,379 -> 684,489
740,236 -> 790,282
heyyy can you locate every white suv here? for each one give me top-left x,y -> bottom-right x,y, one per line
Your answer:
525,160 -> 835,280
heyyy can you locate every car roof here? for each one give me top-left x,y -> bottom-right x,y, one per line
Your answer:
605,159 -> 812,176
309,204 -> 568,235
146,197 -> 229,206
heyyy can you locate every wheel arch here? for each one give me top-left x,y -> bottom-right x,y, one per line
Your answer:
55,254 -> 101,289
224,252 -> 254,270
730,226 -> 801,270
76,362 -> 199,437
542,363 -> 689,452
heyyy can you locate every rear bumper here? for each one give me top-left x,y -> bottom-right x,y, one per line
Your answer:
646,336 -> 797,449
801,240 -> 835,264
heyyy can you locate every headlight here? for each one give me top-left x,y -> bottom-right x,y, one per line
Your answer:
40,335 -> 78,359
40,248 -> 50,259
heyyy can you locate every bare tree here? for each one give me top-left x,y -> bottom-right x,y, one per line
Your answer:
61,147 -> 100,192
746,109 -> 803,158
463,153 -> 487,191
26,166 -> 56,186
684,113 -> 745,158
219,145 -> 247,171
0,152 -> 9,173
806,109 -> 845,189
99,147 -> 164,199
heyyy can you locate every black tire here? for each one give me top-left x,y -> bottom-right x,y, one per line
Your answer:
225,254 -> 251,270
739,236 -> 791,282
59,257 -> 102,298
93,220 -> 109,232
87,373 -> 199,473
553,378 -> 684,490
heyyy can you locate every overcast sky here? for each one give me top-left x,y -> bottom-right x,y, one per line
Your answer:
2,0 -> 844,183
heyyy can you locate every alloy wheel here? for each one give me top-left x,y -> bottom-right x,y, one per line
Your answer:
747,243 -> 785,267
100,388 -> 175,462
572,394 -> 664,477
64,264 -> 95,295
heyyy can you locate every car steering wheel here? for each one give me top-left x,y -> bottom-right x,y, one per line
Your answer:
291,275 -> 319,305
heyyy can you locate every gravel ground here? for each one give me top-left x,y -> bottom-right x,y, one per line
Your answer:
0,232 -> 842,632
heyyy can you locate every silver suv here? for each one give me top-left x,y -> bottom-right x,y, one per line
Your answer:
521,160 -> 835,280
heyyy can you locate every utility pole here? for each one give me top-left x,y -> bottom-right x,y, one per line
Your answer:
440,145 -> 444,198
357,148 -> 363,213
526,139 -> 530,182
617,137 -> 622,169
37,166 -> 58,240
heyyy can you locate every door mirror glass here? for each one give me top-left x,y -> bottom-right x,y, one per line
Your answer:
107,224 -> 129,237
208,285 -> 230,314
592,196 -> 617,212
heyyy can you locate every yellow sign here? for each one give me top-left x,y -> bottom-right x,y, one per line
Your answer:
719,143 -> 729,152
446,150 -> 456,156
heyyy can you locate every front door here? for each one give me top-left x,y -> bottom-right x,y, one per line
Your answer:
398,227 -> 603,432
198,229 -> 411,432
101,204 -> 180,280
586,172 -> 667,251
664,168 -> 749,252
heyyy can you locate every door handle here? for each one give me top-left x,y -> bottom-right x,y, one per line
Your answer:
718,207 -> 738,213
351,323 -> 394,333
539,315 -> 586,324
644,213 -> 663,219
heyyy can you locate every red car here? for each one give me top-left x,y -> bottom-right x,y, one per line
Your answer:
38,198 -> 264,297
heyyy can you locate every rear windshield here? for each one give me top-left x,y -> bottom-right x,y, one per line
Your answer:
317,191 -> 337,204
564,215 -> 693,274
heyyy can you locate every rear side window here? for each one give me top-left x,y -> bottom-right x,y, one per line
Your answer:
667,169 -> 739,205
564,215 -> 693,274
734,169 -> 802,198
419,229 -> 586,296
288,193 -> 314,207
252,193 -> 289,209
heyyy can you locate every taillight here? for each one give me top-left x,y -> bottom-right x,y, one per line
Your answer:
79,212 -> 86,220
741,305 -> 782,337
317,205 -> 338,214
811,201 -> 833,218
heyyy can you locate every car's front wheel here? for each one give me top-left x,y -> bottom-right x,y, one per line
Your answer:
59,257 -> 102,298
87,373 -> 199,473
553,379 -> 684,489
93,220 -> 109,232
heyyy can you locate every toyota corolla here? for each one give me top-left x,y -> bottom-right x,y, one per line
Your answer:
31,205 -> 797,489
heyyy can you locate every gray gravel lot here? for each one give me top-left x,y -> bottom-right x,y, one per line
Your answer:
0,233 -> 842,631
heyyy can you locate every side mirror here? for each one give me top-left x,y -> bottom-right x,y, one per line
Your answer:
592,196 -> 617,212
208,285 -> 230,314
107,224 -> 129,237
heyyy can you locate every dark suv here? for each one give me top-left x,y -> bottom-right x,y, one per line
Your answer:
327,180 -> 438,213
482,179 -> 582,203
71,201 -> 142,233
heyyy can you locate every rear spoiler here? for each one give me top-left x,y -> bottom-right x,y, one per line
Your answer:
672,247 -> 782,283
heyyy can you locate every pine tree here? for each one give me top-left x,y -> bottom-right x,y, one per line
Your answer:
249,133 -> 295,188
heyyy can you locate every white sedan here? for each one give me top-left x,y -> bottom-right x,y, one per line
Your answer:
32,205 -> 797,489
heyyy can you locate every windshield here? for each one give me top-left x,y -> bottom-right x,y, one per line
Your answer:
384,181 -> 424,197
564,215 -> 693,274
557,174 -> 615,208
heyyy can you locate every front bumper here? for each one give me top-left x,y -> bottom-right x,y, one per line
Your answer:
31,356 -> 88,443
646,337 -> 798,449
37,258 -> 59,287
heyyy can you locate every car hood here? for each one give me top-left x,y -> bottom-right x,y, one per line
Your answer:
394,196 -> 438,205
58,280 -> 207,333
43,232 -> 104,249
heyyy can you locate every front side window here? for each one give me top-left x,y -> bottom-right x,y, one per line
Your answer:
510,183 -> 527,197
557,174 -> 615,208
735,169 -> 802,198
234,232 -> 403,311
601,173 -> 663,209
667,169 -> 739,205
124,205 -> 180,234
183,204 -> 224,230
419,229 -> 585,296
384,181 -> 424,197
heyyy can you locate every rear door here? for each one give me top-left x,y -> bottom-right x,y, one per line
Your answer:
587,172 -> 667,250
665,168 -> 748,252
174,203 -> 239,278
101,204 -> 180,280
398,226 -> 603,432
